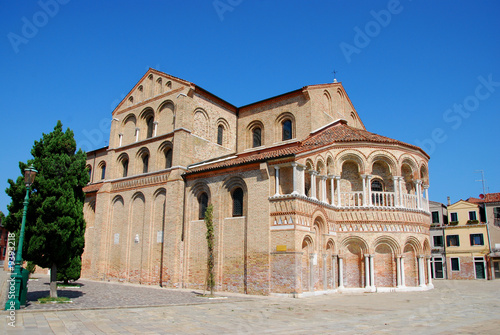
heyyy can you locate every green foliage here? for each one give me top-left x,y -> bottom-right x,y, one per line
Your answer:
38,296 -> 71,304
26,261 -> 36,274
204,204 -> 215,295
4,121 -> 89,281
57,255 -> 82,283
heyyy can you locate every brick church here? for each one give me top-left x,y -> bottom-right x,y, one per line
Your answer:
82,68 -> 433,296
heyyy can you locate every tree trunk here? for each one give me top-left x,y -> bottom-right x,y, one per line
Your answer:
50,263 -> 58,298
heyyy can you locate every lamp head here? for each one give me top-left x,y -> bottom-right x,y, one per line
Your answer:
24,165 -> 37,187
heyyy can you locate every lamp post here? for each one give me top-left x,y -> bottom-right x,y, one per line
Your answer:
5,165 -> 37,310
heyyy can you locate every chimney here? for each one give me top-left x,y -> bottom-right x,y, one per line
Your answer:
447,196 -> 451,206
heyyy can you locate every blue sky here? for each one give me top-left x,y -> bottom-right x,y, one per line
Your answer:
1,0 -> 499,213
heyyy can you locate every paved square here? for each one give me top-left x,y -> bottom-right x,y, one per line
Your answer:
2,277 -> 500,334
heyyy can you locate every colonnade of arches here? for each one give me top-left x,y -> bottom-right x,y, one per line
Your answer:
246,112 -> 296,149
273,150 -> 430,211
300,217 -> 432,292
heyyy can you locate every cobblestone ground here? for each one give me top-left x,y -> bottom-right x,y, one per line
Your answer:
1,274 -> 500,334
19,274 -> 240,311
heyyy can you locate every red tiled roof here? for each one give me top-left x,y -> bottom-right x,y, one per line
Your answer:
83,182 -> 103,193
468,193 -> 500,204
185,120 -> 427,174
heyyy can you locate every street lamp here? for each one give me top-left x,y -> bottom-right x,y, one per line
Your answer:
5,165 -> 37,310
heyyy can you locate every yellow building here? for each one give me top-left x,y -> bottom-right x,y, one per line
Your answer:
445,200 -> 489,279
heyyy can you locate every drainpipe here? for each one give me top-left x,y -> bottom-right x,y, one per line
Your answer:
485,204 -> 493,280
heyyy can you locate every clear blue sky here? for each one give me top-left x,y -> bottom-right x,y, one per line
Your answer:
1,0 -> 499,214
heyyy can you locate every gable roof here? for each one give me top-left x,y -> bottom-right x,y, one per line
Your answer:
185,120 -> 427,175
448,199 -> 480,209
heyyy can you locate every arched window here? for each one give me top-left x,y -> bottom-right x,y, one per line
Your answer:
217,125 -> 224,145
142,154 -> 149,173
122,159 -> 129,177
371,180 -> 383,191
146,116 -> 154,139
232,187 -> 244,217
282,120 -> 292,141
100,164 -> 106,180
165,149 -> 172,169
198,192 -> 208,219
87,166 -> 92,181
252,127 -> 262,147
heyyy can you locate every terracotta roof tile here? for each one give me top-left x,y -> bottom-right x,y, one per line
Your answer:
185,120 -> 427,174
83,182 -> 103,193
468,193 -> 500,204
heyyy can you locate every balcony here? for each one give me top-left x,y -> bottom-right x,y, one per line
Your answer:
270,190 -> 429,213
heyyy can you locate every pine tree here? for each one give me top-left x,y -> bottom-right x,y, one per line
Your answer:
4,121 -> 89,298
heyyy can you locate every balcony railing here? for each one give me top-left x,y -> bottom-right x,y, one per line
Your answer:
270,190 -> 430,213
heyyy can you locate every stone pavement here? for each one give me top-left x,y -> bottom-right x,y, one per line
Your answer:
1,275 -> 500,334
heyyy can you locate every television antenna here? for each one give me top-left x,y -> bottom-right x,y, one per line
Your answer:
475,170 -> 486,195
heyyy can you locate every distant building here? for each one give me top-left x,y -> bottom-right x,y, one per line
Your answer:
429,201 -> 447,279
445,200 -> 488,279
468,193 -> 500,279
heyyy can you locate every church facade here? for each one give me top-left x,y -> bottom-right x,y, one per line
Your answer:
82,68 -> 433,296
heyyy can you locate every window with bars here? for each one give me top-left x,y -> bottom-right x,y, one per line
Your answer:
282,120 -> 292,141
217,125 -> 224,145
252,128 -> 261,147
198,193 -> 208,220
232,188 -> 244,217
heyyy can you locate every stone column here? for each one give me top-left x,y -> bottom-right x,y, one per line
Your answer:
310,171 -> 318,200
393,176 -> 400,207
291,163 -> 299,195
400,256 -> 406,287
274,166 -> 280,196
370,255 -> 375,288
329,176 -> 335,206
338,256 -> 344,288
418,256 -> 425,287
320,176 -> 327,203
309,254 -> 315,292
361,175 -> 368,206
426,256 -> 433,286
396,255 -> 402,287
367,175 -> 373,206
153,121 -> 158,137
364,254 -> 370,288
332,255 -> 337,289
335,176 -> 341,207
298,165 -> 305,196
398,177 -> 404,207
323,254 -> 327,291
423,185 -> 430,212
118,133 -> 123,147
415,180 -> 422,209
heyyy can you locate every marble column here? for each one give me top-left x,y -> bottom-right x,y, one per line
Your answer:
338,256 -> 344,288
426,256 -> 433,286
367,175 -> 373,206
393,176 -> 400,207
274,166 -> 280,196
329,176 -> 335,206
335,176 -> 341,207
369,255 -> 375,288
323,254 -> 327,290
396,256 -> 402,287
400,256 -> 406,287
310,171 -> 318,200
364,254 -> 370,288
361,175 -> 368,206
291,163 -> 299,195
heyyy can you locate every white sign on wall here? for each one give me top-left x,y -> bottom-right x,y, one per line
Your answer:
157,231 -> 163,243
114,233 -> 119,244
